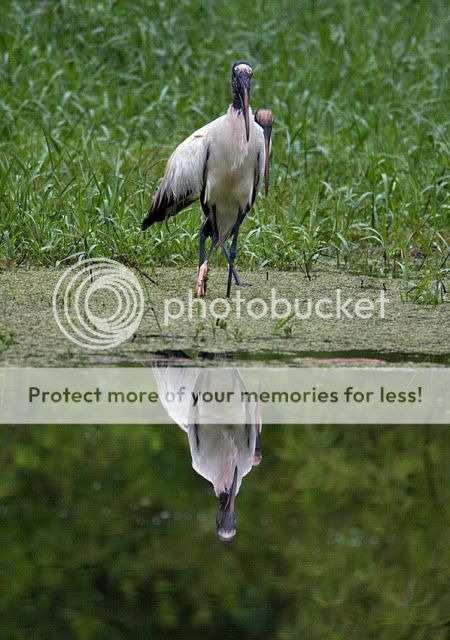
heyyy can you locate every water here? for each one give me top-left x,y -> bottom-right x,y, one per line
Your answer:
0,422 -> 448,639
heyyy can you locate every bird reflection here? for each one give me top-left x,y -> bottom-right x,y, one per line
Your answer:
153,365 -> 262,541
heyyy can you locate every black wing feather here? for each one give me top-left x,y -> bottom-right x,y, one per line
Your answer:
142,191 -> 197,230
142,137 -> 209,231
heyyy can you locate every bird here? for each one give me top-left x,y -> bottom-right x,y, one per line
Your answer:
152,364 -> 262,541
142,61 -> 273,298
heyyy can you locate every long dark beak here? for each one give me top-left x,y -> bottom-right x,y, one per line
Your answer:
239,83 -> 250,142
216,465 -> 238,542
227,464 -> 238,512
253,424 -> 262,466
263,125 -> 271,196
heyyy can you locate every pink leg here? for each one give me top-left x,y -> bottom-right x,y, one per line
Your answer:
195,260 -> 209,297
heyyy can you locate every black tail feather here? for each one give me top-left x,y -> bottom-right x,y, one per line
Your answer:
142,190 -> 196,231
141,214 -> 155,231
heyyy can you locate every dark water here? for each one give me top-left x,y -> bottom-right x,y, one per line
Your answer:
0,423 -> 449,640
154,348 -> 450,366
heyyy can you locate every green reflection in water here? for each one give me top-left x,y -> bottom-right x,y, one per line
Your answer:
0,425 -> 448,639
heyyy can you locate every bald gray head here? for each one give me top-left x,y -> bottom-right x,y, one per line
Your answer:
231,61 -> 253,142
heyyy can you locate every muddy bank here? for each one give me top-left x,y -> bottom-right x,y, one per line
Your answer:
0,266 -> 448,367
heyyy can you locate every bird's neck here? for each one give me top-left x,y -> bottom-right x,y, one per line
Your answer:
227,103 -> 253,121
231,89 -> 251,113
231,93 -> 242,112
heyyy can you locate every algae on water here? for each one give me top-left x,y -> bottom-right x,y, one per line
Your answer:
1,266 -> 448,367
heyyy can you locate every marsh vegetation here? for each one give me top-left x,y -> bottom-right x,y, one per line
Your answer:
0,0 -> 449,303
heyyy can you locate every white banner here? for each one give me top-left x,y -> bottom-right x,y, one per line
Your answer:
0,367 -> 449,424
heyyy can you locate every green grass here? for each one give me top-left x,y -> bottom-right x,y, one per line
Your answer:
0,0 -> 449,301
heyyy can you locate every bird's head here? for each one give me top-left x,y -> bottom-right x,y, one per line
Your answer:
231,61 -> 253,142
255,107 -> 273,196
216,464 -> 238,542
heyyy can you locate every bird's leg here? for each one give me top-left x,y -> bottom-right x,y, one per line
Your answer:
222,246 -> 252,288
196,224 -> 218,298
196,221 -> 208,297
198,221 -> 207,267
206,233 -> 218,261
221,246 -> 241,285
196,262 -> 208,298
226,208 -> 245,298
204,208 -> 219,266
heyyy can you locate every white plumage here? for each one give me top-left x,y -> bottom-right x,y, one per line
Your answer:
152,365 -> 261,493
146,107 -> 266,242
152,364 -> 262,540
186,368 -> 260,496
142,61 -> 273,297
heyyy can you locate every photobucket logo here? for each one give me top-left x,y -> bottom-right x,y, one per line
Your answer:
52,258 -> 144,350
164,289 -> 389,325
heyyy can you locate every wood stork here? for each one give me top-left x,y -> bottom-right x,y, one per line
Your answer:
142,61 -> 273,297
152,364 -> 262,541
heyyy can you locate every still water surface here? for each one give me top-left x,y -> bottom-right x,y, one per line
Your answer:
0,416 -> 448,638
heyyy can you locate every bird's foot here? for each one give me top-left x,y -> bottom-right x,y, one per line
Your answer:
195,260 -> 208,297
236,282 -> 252,289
